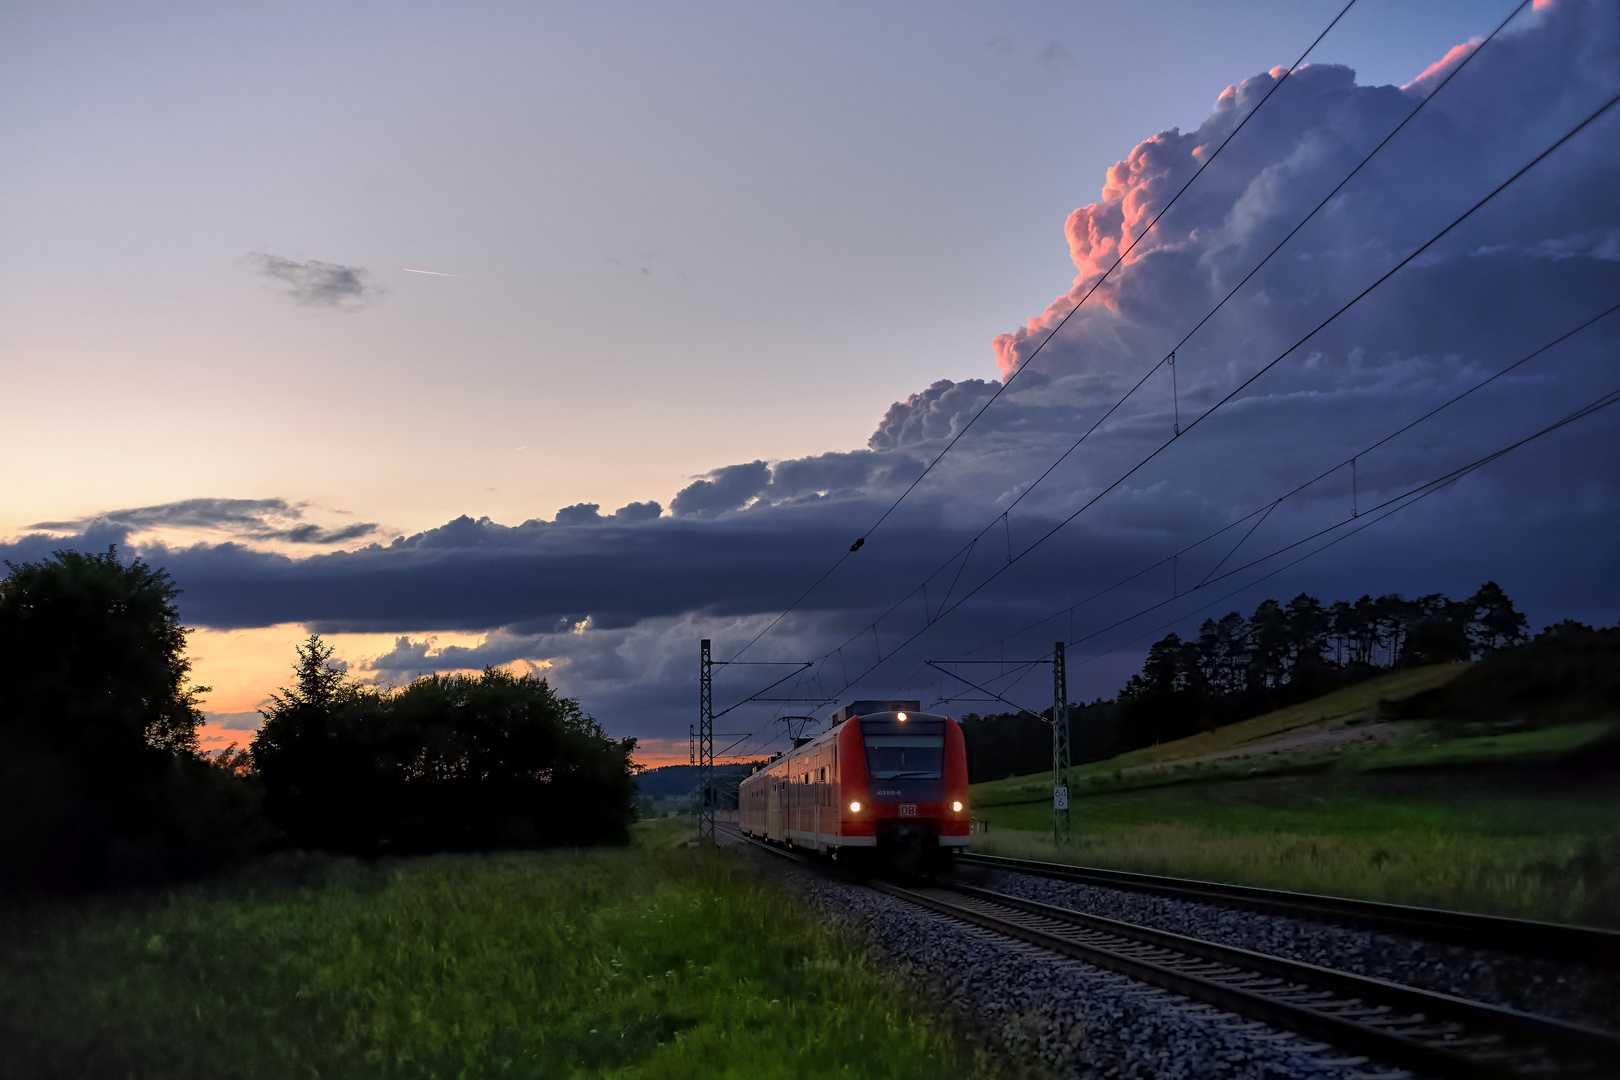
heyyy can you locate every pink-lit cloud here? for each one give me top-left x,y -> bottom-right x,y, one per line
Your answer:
970,0 -> 1616,394
1402,38 -> 1485,99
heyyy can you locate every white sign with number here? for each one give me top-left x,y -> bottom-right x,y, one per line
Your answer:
1053,786 -> 1068,810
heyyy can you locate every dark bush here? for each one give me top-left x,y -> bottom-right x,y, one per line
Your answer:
1395,623 -> 1620,728
253,640 -> 638,853
0,548 -> 262,891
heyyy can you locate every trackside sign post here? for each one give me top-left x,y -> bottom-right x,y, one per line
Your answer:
1052,641 -> 1071,845
924,642 -> 1073,845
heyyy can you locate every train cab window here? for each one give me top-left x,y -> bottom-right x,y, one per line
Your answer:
863,733 -> 945,779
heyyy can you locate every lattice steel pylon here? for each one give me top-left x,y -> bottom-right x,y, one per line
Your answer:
1052,641 -> 1071,845
698,638 -> 715,845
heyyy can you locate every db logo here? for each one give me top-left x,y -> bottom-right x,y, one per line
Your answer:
898,804 -> 917,817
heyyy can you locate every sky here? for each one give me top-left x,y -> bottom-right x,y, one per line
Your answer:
3,0 -> 1616,765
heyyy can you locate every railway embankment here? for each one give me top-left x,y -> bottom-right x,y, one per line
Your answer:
734,826 -> 1620,1078
968,665 -> 1620,926
726,827 -> 1363,1080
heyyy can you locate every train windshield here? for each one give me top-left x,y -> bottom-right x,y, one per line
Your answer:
862,734 -> 944,779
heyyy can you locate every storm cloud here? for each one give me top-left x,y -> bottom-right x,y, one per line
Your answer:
670,461 -> 771,516
10,1 -> 1618,743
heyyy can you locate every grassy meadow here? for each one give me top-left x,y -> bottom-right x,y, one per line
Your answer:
969,667 -> 1620,926
0,820 -> 994,1080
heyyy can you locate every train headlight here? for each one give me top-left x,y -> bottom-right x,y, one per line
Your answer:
952,800 -> 963,812
849,801 -> 862,814
896,712 -> 907,721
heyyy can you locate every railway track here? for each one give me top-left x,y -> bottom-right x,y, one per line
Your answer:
723,827 -> 1620,1078
958,852 -> 1620,969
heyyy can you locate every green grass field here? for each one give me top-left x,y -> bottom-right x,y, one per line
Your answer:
972,772 -> 1620,925
973,665 -> 1471,807
0,821 -> 995,1080
968,665 -> 1620,926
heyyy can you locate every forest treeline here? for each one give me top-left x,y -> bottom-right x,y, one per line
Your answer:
0,549 -> 638,893
1116,582 -> 1531,745
961,582 -> 1617,783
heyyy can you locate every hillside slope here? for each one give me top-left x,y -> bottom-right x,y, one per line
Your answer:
975,664 -> 1468,807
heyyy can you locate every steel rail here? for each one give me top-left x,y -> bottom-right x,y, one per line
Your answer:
720,825 -> 1618,1078
956,853 -> 1620,968
879,880 -> 1620,1080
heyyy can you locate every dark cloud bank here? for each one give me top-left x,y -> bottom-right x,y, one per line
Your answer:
12,1 -> 1618,741
32,498 -> 379,545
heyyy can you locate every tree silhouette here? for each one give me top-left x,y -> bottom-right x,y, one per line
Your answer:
1402,593 -> 1472,664
1247,598 -> 1292,691
1195,612 -> 1248,697
1467,581 -> 1529,655
250,634 -> 371,848
252,640 -> 639,852
1109,581 -> 1535,755
266,634 -> 350,713
0,547 -> 206,755
0,548 -> 253,890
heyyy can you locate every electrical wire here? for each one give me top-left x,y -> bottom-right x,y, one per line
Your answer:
1063,383 -> 1620,672
946,297 -> 1620,664
727,0 -> 1532,671
701,4 -> 1610,756
803,87 -> 1620,703
723,0 -> 1362,664
927,380 -> 1620,707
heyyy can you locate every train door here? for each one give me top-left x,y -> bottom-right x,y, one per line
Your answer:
813,756 -> 822,843
766,771 -> 780,840
829,742 -> 839,845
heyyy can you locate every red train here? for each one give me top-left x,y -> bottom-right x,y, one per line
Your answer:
738,700 -> 970,871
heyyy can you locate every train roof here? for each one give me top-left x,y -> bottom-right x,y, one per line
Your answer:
828,699 -> 919,725
744,708 -> 955,779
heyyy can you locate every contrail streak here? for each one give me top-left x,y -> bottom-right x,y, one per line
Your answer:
402,267 -> 463,277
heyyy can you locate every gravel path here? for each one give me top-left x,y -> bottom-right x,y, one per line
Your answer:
724,834 -> 1397,1080
962,864 -> 1620,1033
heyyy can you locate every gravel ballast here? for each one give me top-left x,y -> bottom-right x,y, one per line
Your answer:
725,834 -> 1400,1080
964,864 -> 1620,1033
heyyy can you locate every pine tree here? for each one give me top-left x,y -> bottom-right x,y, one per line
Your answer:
1467,581 -> 1529,655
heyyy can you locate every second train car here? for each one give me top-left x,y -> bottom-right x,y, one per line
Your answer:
738,700 -> 970,870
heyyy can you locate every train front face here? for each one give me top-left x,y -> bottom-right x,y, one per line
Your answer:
839,710 -> 969,870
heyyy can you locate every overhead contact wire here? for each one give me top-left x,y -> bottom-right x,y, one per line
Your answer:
872,0 -> 1531,663
938,379 -> 1620,704
724,0 -> 1360,664
1064,384 -> 1620,672
951,297 -> 1620,662
815,90 -> 1620,700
